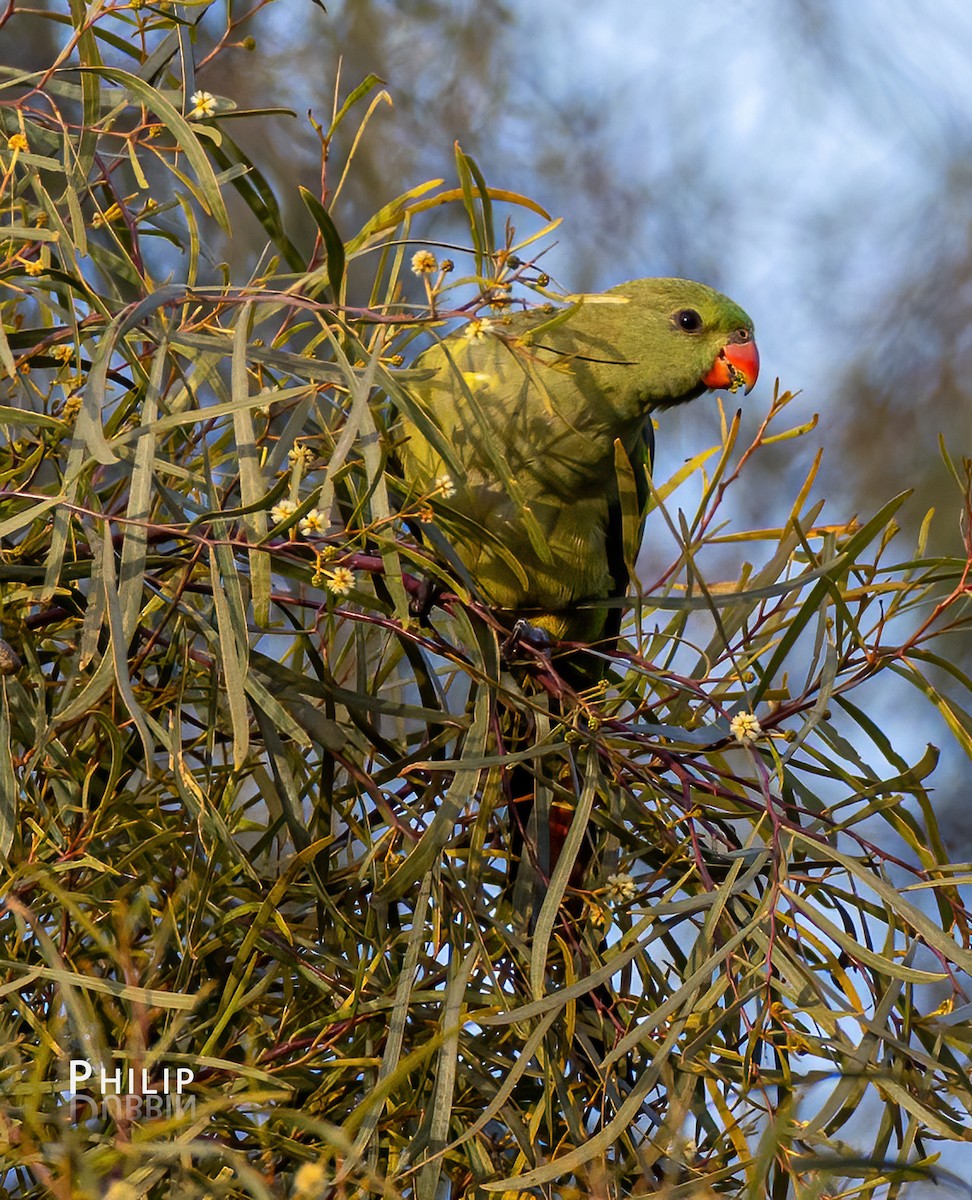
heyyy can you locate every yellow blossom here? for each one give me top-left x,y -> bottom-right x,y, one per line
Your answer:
61,394 -> 83,421
730,711 -> 762,745
324,566 -> 355,596
22,259 -> 44,277
604,873 -> 638,903
298,508 -> 326,536
288,444 -> 314,470
293,1162 -> 328,1198
411,249 -> 438,275
7,133 -> 28,153
270,499 -> 298,525
464,318 -> 494,342
189,90 -> 218,119
52,344 -> 74,364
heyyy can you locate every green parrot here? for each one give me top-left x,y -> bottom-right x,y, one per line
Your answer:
397,277 -> 759,647
395,276 -> 759,939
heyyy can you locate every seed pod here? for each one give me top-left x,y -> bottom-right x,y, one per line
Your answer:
0,639 -> 22,675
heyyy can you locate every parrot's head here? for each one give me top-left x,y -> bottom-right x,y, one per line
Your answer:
603,277 -> 759,409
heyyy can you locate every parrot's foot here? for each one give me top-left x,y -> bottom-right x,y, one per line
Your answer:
502,618 -> 553,661
408,577 -> 439,620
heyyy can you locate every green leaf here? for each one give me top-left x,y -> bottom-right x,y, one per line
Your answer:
299,186 -> 346,298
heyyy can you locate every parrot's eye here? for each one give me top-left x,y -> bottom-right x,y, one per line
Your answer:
674,309 -> 704,332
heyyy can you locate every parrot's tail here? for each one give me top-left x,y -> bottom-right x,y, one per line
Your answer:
501,701 -> 631,1072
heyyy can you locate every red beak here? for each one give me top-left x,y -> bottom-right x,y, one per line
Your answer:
702,332 -> 759,394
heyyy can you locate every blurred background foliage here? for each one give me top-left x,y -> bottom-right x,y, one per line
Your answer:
2,2 -> 972,1198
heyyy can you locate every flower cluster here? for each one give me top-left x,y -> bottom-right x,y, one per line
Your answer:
189,91 -> 218,119
411,250 -> 437,275
288,444 -> 314,470
730,711 -> 762,745
604,873 -> 638,904
270,500 -> 328,538
322,567 -> 355,596
464,318 -> 494,342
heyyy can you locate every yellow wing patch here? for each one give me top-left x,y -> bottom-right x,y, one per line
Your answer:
461,371 -> 495,390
